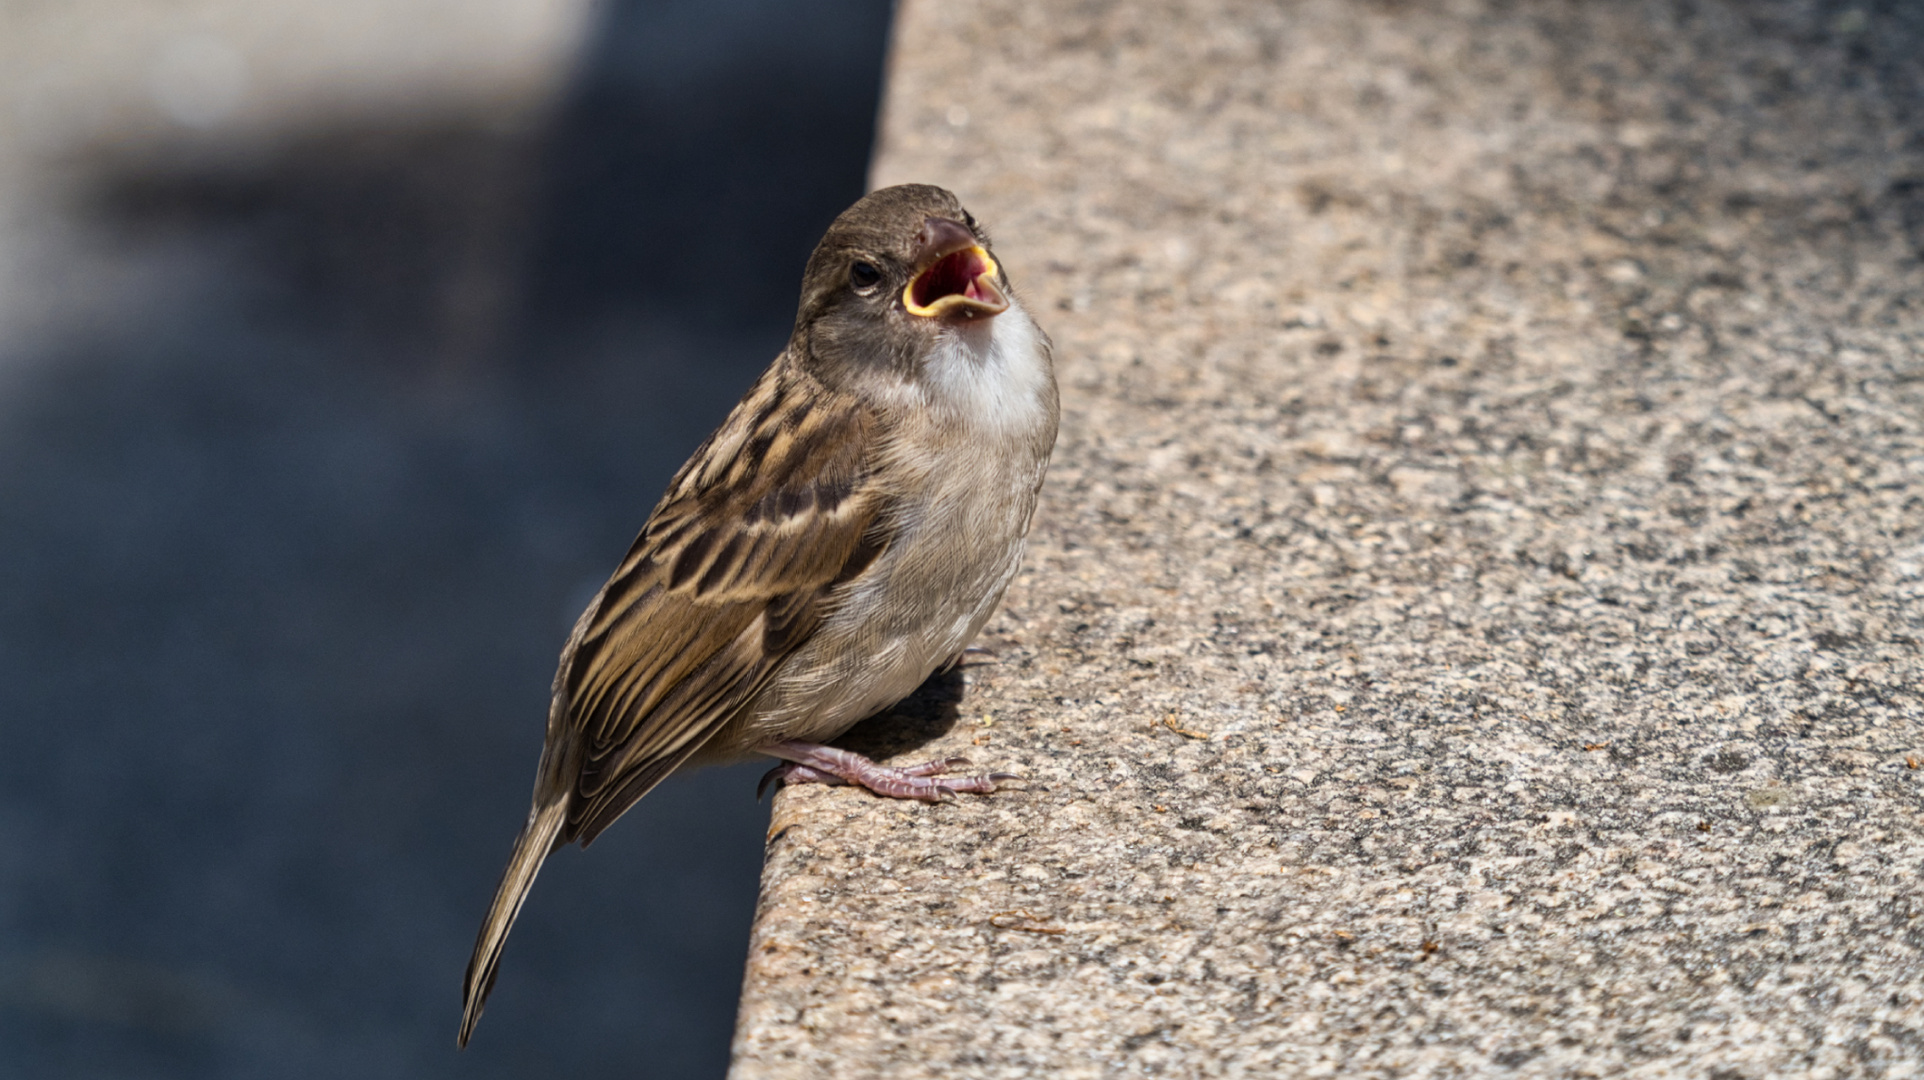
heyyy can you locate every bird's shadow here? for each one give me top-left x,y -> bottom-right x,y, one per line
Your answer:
832,666 -> 967,762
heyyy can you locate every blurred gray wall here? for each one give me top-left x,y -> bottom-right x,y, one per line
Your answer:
0,1 -> 892,1076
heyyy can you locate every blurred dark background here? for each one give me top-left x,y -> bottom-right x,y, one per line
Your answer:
0,0 -> 893,1076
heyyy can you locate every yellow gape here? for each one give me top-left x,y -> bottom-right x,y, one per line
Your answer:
903,246 -> 1008,318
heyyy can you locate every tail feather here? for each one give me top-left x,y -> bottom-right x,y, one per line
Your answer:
458,798 -> 569,1047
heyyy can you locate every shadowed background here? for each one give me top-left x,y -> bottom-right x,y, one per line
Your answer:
0,0 -> 891,1075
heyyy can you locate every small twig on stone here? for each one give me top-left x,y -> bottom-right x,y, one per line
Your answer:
1162,714 -> 1209,739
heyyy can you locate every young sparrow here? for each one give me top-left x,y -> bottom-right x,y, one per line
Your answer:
458,184 -> 1058,1045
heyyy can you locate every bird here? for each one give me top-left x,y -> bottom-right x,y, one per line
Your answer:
458,183 -> 1058,1046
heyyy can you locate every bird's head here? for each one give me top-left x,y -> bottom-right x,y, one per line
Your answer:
791,184 -> 1015,384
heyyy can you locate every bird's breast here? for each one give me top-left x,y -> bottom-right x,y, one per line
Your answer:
716,304 -> 1058,754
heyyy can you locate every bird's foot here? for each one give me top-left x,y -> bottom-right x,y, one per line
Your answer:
757,740 -> 1018,802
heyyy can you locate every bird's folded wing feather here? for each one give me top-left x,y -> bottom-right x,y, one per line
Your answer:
555,362 -> 890,844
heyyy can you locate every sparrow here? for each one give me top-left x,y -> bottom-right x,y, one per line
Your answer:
458,184 -> 1058,1046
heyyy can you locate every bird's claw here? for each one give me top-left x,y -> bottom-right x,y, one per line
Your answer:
757,741 -> 1016,802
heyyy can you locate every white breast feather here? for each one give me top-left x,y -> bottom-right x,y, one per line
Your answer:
920,298 -> 1052,437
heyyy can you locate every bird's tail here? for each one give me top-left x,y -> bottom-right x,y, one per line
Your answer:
458,798 -> 569,1047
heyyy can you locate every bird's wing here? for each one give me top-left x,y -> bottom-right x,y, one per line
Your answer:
555,360 -> 890,844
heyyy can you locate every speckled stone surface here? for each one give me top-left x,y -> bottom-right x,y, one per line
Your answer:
729,1 -> 1924,1076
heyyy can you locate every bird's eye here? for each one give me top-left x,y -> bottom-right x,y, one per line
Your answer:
849,261 -> 882,291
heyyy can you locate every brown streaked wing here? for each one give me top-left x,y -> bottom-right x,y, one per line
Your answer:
556,362 -> 890,845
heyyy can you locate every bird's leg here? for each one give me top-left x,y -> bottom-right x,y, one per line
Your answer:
757,740 -> 1017,802
938,645 -> 999,673
757,763 -> 840,800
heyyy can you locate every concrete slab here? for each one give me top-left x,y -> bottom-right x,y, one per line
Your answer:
731,1 -> 1924,1076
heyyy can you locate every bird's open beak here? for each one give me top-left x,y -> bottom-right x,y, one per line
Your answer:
903,217 -> 1009,319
